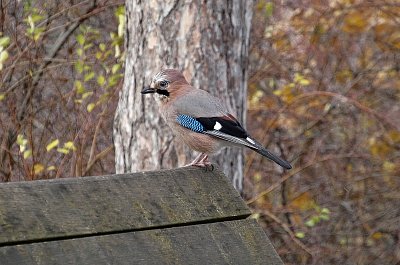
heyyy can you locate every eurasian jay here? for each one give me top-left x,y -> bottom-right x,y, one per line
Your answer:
141,69 -> 292,170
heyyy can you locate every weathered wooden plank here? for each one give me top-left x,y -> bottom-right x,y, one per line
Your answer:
0,167 -> 250,245
0,219 -> 283,265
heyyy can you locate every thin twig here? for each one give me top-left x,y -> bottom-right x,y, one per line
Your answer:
86,115 -> 103,173
17,19 -> 82,121
83,145 -> 114,176
262,209 -> 314,256
246,154 -> 366,205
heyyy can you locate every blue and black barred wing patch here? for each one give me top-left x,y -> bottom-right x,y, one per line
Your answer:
176,114 -> 248,139
176,114 -> 204,133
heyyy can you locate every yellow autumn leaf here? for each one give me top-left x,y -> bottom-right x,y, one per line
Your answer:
294,73 -> 310,86
95,51 -> 102,60
383,161 -> 396,173
47,166 -> 56,171
299,79 -> 310,86
114,45 -> 121,58
371,232 -> 383,240
84,71 -> 95,82
19,144 -> 26,153
87,103 -> 95,112
33,163 -> 44,174
253,172 -> 262,182
387,130 -> 400,143
273,89 -> 283,96
76,34 -> 85,46
342,11 -> 368,33
0,36 -> 10,47
99,43 -> 106,51
250,213 -> 261,220
274,84 -> 295,103
374,23 -> 400,50
304,129 -> 313,137
368,137 -> 391,158
112,63 -> 121,74
294,73 -> 303,83
0,93 -> 5,101
82,91 -> 93,99
339,238 -> 347,245
57,148 -> 69,154
17,134 -> 28,152
335,69 -> 353,83
75,80 -> 85,94
0,50 -> 9,65
46,139 -> 59,151
249,90 -> 264,108
23,150 -> 32,159
117,8 -> 125,37
16,134 -> 26,146
97,75 -> 106,86
290,192 -> 316,211
64,141 -> 76,151
374,23 -> 391,38
391,32 -> 400,49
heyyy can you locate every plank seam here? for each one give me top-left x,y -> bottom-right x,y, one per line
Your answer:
0,213 -> 251,247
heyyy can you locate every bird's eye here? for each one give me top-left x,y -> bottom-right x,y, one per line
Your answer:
159,81 -> 168,88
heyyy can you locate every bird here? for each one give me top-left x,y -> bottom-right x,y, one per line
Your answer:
141,69 -> 292,170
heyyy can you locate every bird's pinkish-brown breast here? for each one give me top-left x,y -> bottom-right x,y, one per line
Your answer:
169,122 -> 222,154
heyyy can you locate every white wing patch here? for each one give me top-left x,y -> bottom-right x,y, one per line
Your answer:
246,137 -> 255,144
214,121 -> 222,130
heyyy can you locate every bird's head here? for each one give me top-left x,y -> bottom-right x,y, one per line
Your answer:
141,69 -> 190,102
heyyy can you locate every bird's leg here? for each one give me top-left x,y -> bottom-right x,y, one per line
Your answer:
183,153 -> 214,171
197,154 -> 214,171
184,153 -> 213,169
198,154 -> 210,164
184,153 -> 206,167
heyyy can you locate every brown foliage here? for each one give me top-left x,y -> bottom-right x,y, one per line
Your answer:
246,0 -> 400,264
0,0 -> 122,181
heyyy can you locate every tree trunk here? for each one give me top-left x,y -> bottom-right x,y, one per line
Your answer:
113,0 -> 253,191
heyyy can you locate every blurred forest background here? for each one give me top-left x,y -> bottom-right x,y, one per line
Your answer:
0,0 -> 399,264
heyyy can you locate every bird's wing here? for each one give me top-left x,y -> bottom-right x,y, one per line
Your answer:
172,88 -> 292,169
172,88 -> 248,140
172,88 -> 228,118
175,113 -> 291,169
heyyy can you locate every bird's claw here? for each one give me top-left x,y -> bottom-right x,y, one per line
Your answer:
189,161 -> 214,171
183,153 -> 214,171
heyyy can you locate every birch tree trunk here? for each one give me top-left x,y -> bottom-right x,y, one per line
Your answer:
113,0 -> 253,191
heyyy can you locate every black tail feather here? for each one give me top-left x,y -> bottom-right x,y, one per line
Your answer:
251,146 -> 292,169
204,130 -> 292,169
248,138 -> 292,169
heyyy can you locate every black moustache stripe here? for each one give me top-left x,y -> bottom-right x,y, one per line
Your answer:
156,89 -> 170,97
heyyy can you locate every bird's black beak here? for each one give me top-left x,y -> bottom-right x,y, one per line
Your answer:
141,86 -> 156,94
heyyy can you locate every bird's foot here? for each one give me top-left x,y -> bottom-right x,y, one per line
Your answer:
184,153 -> 214,171
190,161 -> 214,171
